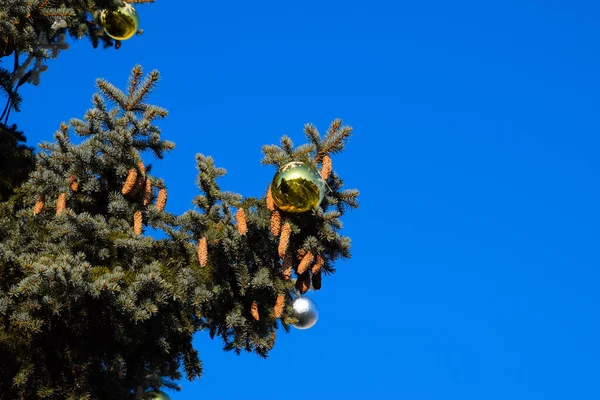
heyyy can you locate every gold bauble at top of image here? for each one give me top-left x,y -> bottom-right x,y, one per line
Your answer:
100,3 -> 139,41
142,391 -> 170,400
271,161 -> 326,213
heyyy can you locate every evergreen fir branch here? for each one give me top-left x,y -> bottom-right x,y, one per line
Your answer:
304,123 -> 323,156
260,143 -> 288,166
96,78 -> 128,110
127,64 -> 143,99
292,142 -> 315,162
127,69 -> 160,111
322,122 -> 352,156
280,135 -> 294,157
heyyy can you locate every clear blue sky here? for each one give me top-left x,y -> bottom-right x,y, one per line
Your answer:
13,0 -> 600,399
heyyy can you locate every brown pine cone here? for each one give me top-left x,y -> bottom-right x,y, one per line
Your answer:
278,223 -> 291,258
270,211 -> 281,236
69,175 -> 78,192
274,294 -> 285,318
34,194 -> 45,215
133,210 -> 143,234
156,188 -> 167,211
312,255 -> 324,274
321,155 -> 332,180
143,179 -> 152,206
295,272 -> 310,294
56,193 -> 66,215
251,301 -> 260,321
297,251 -> 314,275
282,249 -> 293,280
198,237 -> 208,267
312,271 -> 322,290
122,168 -> 138,195
235,208 -> 248,236
266,186 -> 275,211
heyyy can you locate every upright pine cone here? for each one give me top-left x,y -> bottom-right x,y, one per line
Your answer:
297,251 -> 314,275
278,223 -> 291,258
274,294 -> 285,318
143,179 -> 152,206
312,271 -> 322,290
122,168 -> 138,195
133,162 -> 146,196
33,194 -> 46,215
235,208 -> 248,236
68,175 -> 78,192
270,210 -> 281,236
295,272 -> 310,294
321,155 -> 332,180
312,254 -> 324,274
56,193 -> 66,215
251,301 -> 260,321
198,237 -> 208,267
282,249 -> 293,280
133,210 -> 143,234
156,188 -> 167,211
34,194 -> 45,215
266,186 -> 275,211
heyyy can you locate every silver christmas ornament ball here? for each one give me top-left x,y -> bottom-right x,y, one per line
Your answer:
290,297 -> 319,329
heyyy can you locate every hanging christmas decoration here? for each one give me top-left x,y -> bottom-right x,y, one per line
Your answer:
290,297 -> 319,330
100,3 -> 139,41
270,161 -> 326,213
143,391 -> 170,400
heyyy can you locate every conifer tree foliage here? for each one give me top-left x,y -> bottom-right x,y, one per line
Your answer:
0,66 -> 359,399
1,0 -> 149,199
0,0 -> 150,122
0,123 -> 34,201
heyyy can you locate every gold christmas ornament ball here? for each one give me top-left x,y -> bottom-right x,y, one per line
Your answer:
271,161 -> 326,213
290,296 -> 319,330
100,3 -> 139,41
142,391 -> 170,400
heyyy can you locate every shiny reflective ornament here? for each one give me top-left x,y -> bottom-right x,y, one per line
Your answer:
100,3 -> 139,40
290,296 -> 319,329
271,161 -> 326,213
